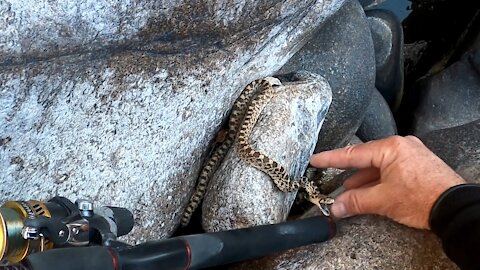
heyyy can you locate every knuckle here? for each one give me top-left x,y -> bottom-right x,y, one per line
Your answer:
347,192 -> 363,214
405,135 -> 424,145
387,135 -> 409,150
389,135 -> 405,144
345,145 -> 356,156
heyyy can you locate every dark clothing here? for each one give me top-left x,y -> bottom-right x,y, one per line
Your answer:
430,184 -> 480,270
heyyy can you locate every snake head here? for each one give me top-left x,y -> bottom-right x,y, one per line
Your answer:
308,196 -> 335,216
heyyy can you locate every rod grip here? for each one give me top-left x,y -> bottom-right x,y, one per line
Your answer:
184,215 -> 336,269
23,246 -> 116,270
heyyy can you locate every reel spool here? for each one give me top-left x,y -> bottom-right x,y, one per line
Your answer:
0,200 -> 53,263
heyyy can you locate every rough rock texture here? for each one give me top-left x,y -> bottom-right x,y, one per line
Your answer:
366,9 -> 404,110
421,120 -> 480,183
0,0 -> 338,65
232,209 -> 457,270
202,72 -> 332,231
0,0 -> 347,242
412,49 -> 480,136
358,0 -> 387,9
356,88 -> 397,142
279,0 -> 375,152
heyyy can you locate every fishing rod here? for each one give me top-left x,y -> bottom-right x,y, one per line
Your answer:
0,196 -> 336,270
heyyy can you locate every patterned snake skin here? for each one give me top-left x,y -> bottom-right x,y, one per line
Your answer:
181,78 -> 334,227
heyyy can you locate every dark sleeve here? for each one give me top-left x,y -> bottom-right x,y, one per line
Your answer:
429,184 -> 480,270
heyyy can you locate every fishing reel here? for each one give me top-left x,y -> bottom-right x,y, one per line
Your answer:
0,196 -> 133,264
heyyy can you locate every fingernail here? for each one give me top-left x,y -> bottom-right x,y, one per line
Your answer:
332,202 -> 348,218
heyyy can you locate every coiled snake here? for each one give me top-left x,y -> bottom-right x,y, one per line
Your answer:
181,78 -> 334,227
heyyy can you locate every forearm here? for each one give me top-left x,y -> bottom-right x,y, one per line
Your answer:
430,184 -> 480,270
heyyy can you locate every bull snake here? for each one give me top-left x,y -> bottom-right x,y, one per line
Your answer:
181,78 -> 334,227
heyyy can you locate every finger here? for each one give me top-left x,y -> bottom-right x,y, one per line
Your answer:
343,168 -> 380,190
331,184 -> 384,218
310,136 -> 398,169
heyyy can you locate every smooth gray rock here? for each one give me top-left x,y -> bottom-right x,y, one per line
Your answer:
366,9 -> 404,110
421,119 -> 480,183
280,0 -> 375,152
412,49 -> 480,136
203,72 -> 332,231
356,88 -> 397,142
0,0 -> 346,242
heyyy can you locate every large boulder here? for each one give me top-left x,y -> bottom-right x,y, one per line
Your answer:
0,0 -> 346,242
279,0 -> 375,152
412,49 -> 480,136
421,119 -> 480,183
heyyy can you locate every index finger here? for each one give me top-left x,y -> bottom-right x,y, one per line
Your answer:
310,137 -> 397,169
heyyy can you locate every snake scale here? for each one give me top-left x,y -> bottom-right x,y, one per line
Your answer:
181,78 -> 334,227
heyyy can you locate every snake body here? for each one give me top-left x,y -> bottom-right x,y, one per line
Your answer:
181,79 -> 334,227
234,80 -> 334,210
180,80 -> 261,226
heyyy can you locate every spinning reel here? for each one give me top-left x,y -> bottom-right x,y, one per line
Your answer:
0,196 -> 133,264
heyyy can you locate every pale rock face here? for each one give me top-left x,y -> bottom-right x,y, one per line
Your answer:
0,0 -> 345,242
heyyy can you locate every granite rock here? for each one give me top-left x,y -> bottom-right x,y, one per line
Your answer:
366,9 -> 404,110
0,0 -> 346,242
421,119 -> 480,183
202,72 -> 332,231
412,49 -> 480,136
356,88 -> 397,142
280,0 -> 375,152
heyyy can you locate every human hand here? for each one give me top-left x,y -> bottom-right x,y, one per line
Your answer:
310,136 -> 465,229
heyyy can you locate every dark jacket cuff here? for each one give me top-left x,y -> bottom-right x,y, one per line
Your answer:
429,183 -> 480,270
429,183 -> 480,236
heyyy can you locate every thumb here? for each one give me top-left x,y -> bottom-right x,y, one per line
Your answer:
331,186 -> 380,218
